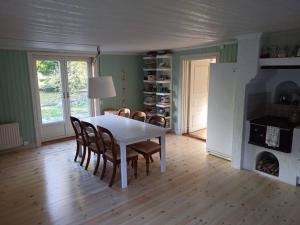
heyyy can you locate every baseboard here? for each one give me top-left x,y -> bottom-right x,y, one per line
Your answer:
207,149 -> 232,161
0,144 -> 36,155
42,136 -> 75,145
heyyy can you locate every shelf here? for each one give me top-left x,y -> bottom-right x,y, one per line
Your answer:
143,80 -> 156,83
259,57 -> 300,68
144,102 -> 156,106
156,92 -> 171,96
143,68 -> 157,71
156,55 -> 172,59
156,114 -> 170,119
143,54 -> 172,130
143,55 -> 172,59
143,80 -> 171,84
156,80 -> 171,84
156,104 -> 170,108
156,68 -> 171,71
147,113 -> 156,117
144,91 -> 156,94
143,56 -> 156,60
143,68 -> 171,72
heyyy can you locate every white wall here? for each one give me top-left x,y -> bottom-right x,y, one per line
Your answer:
261,29 -> 300,51
245,71 -> 269,120
231,33 -> 262,169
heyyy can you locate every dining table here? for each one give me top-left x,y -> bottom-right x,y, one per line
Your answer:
81,115 -> 167,188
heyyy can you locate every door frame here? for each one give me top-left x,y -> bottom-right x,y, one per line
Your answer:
178,53 -> 219,135
28,52 -> 95,146
188,59 -> 211,133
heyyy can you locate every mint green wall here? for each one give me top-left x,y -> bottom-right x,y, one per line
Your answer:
172,43 -> 238,132
0,50 -> 36,144
0,51 -> 143,145
0,45 -> 236,145
100,55 -> 143,112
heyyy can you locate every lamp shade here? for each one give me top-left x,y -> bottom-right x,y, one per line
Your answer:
88,76 -> 116,99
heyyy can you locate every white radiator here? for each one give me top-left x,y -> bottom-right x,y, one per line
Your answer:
0,123 -> 22,150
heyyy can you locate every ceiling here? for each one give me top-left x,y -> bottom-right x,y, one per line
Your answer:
0,0 -> 300,53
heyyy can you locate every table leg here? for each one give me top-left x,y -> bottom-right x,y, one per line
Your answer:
160,134 -> 166,172
120,143 -> 128,188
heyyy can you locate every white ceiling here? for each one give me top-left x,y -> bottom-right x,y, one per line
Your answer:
0,0 -> 300,53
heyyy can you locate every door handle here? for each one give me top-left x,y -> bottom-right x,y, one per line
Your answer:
67,92 -> 70,98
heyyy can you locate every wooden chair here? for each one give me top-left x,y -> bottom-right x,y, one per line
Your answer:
129,115 -> 166,175
117,108 -> 131,118
81,121 -> 104,175
97,126 -> 138,187
131,111 -> 147,122
70,116 -> 87,164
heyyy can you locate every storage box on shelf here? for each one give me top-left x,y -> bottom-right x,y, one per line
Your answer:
143,54 -> 172,129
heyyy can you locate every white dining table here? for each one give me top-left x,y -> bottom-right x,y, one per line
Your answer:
81,115 -> 166,188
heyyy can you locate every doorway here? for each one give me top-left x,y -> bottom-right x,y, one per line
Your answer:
32,55 -> 93,142
180,55 -> 217,141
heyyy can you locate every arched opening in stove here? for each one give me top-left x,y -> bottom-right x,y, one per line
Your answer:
256,151 -> 279,177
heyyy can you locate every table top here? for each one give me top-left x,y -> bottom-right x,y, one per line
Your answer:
81,115 -> 166,144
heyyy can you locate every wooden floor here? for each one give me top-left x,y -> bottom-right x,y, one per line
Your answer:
1,134 -> 300,225
189,129 -> 207,141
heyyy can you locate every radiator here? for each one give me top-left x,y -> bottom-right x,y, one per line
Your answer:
0,123 -> 22,150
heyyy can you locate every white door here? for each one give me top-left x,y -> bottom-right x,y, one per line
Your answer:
206,63 -> 237,160
188,59 -> 211,132
33,56 -> 92,141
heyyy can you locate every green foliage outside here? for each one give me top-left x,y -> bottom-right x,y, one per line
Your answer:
37,60 -> 90,123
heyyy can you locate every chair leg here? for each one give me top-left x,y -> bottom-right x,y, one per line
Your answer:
150,155 -> 154,163
85,149 -> 91,170
80,146 -> 87,166
93,153 -> 101,175
74,142 -> 80,162
145,156 -> 150,176
134,160 -> 138,178
109,163 -> 117,187
100,157 -> 107,180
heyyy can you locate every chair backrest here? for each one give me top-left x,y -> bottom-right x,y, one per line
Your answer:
149,115 -> 166,128
117,108 -> 131,118
131,111 -> 147,122
97,126 -> 118,161
70,116 -> 83,139
81,121 -> 102,151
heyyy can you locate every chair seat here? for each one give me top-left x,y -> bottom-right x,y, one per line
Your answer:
104,147 -> 138,161
88,143 -> 102,153
129,141 -> 160,154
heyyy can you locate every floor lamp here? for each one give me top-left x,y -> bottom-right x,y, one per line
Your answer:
88,76 -> 116,115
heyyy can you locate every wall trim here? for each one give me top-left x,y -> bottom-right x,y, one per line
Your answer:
0,37 -> 237,55
30,51 -> 95,58
235,33 -> 262,41
0,45 -> 143,56
172,40 -> 237,53
0,144 -> 36,155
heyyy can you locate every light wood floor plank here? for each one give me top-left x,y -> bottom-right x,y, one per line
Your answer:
0,134 -> 299,225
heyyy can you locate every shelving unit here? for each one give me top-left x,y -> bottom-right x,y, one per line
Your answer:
259,57 -> 300,66
142,54 -> 172,129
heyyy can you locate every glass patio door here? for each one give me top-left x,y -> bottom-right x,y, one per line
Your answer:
34,56 -> 92,141
65,59 -> 91,136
